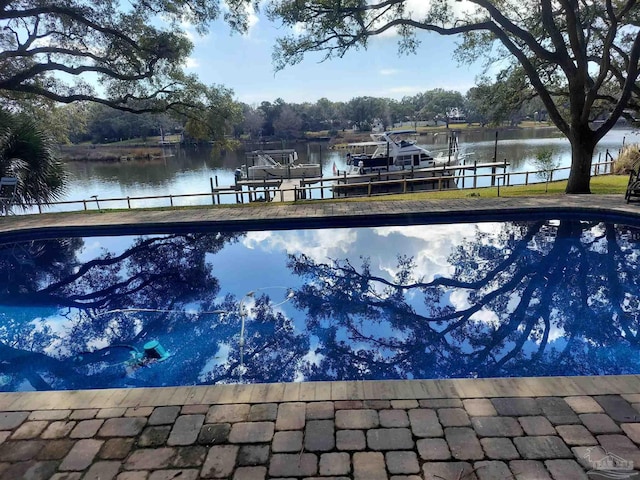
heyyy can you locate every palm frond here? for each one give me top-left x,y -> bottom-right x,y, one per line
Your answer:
0,111 -> 68,208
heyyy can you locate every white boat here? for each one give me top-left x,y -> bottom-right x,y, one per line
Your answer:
343,130 -> 460,176
331,130 -> 463,196
242,149 -> 321,180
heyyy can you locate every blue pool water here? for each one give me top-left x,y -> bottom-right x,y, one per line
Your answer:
1,214 -> 639,391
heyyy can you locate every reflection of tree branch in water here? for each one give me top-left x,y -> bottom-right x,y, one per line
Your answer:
290,219 -> 640,379
0,232 -> 250,390
64,271 -> 175,309
470,221 -> 580,370
487,239 -> 568,373
40,236 -> 177,293
604,225 -> 639,344
1,235 -> 208,310
295,221 -> 545,293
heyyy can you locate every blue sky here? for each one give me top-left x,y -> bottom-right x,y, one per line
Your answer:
183,10 -> 484,105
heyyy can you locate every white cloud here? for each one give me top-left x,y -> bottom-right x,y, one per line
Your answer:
184,57 -> 200,69
450,290 -> 471,310
178,19 -> 211,45
246,8 -> 259,32
293,22 -> 307,35
379,69 -> 400,76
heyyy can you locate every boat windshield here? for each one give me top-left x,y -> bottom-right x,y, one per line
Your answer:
386,131 -> 418,146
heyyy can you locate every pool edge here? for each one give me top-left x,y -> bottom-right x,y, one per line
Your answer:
2,375 -> 639,411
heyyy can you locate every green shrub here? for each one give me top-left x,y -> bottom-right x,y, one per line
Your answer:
532,148 -> 559,182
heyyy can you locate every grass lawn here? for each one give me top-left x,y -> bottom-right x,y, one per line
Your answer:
325,174 -> 629,203
22,175 -> 629,217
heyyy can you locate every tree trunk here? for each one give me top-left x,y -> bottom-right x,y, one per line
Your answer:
565,127 -> 597,194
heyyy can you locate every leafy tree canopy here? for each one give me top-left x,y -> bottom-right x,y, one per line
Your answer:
466,67 -> 535,126
266,0 -> 640,194
0,0 -> 250,117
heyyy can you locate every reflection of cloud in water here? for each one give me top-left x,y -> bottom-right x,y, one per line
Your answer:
451,285 -> 500,326
295,349 -> 325,382
469,308 -> 500,326
450,290 -> 470,311
373,223 -> 502,281
243,224 -> 507,284
199,343 -> 230,382
244,229 -> 357,263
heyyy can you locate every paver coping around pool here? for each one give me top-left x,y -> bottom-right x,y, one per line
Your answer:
0,195 -> 639,239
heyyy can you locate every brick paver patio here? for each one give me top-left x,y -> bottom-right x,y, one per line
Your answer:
1,195 -> 639,479
2,377 -> 640,479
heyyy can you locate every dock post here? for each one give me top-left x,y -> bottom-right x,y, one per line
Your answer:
368,179 -> 372,197
473,161 -> 477,189
210,177 -> 215,205
491,167 -> 496,186
504,161 -> 509,186
493,131 -> 498,161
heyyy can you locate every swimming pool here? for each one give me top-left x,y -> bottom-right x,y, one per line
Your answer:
1,213 -> 639,391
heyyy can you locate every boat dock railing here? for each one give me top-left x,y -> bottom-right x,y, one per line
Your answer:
16,159 -> 616,214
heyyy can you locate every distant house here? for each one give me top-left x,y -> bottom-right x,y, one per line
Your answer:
351,118 -> 385,132
447,107 -> 467,124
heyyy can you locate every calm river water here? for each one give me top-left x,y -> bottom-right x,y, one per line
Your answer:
55,127 -> 639,212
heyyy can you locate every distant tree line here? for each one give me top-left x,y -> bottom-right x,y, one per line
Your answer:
52,82 -> 551,145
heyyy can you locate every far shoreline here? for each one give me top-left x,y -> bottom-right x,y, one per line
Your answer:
58,122 -> 562,163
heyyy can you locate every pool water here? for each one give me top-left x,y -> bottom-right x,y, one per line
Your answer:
1,216 -> 639,391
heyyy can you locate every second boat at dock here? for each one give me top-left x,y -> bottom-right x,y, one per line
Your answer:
242,149 -> 321,180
